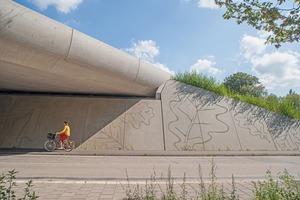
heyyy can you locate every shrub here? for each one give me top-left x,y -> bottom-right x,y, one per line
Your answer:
252,169 -> 300,200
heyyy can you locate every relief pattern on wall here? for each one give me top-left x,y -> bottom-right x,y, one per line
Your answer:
0,95 -> 158,150
166,89 -> 230,150
76,101 -> 158,150
228,100 -> 300,151
78,100 -> 128,150
1,81 -> 299,152
162,81 -> 300,151
0,95 -> 48,148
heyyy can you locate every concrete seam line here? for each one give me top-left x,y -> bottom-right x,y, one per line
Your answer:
159,82 -> 167,151
123,99 -> 127,150
133,58 -> 141,84
226,99 -> 243,150
65,29 -> 74,60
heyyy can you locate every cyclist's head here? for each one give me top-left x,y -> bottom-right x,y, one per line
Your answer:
64,121 -> 68,125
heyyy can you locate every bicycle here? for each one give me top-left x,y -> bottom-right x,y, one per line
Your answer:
44,133 -> 75,152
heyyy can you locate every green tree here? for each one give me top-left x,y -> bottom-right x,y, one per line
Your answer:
223,72 -> 266,97
214,0 -> 300,48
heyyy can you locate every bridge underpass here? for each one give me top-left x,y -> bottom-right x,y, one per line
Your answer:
0,1 -> 299,153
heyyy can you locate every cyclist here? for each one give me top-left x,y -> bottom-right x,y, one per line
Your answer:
56,121 -> 71,149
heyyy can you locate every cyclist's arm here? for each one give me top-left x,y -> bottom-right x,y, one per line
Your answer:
56,126 -> 67,135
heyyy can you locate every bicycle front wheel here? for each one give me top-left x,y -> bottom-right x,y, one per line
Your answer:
44,140 -> 56,151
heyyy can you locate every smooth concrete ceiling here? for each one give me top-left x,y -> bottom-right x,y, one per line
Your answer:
0,1 -> 171,97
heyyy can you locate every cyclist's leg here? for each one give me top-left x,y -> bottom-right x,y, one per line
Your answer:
63,137 -> 73,151
58,134 -> 67,149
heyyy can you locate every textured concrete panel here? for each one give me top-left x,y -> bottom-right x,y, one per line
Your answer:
161,81 -> 241,151
78,99 -> 164,151
0,95 -> 126,148
0,94 -> 164,151
160,80 -> 300,151
75,98 -> 133,150
226,100 -> 278,151
124,100 -> 164,150
1,81 -> 299,152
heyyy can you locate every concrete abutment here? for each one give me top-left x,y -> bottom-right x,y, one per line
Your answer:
1,80 -> 299,152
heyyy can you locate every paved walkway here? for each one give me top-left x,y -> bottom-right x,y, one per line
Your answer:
2,148 -> 300,156
1,149 -> 299,200
12,178 -> 255,200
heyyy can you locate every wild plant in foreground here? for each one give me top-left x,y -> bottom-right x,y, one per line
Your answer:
144,170 -> 158,200
0,169 -> 38,200
124,160 -> 239,200
197,160 -> 238,200
124,162 -> 299,200
253,169 -> 300,200
162,166 -> 176,200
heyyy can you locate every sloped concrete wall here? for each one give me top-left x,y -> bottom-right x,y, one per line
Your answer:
0,80 -> 299,151
0,94 -> 164,150
160,80 -> 300,151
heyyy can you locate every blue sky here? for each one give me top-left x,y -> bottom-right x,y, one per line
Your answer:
15,0 -> 300,97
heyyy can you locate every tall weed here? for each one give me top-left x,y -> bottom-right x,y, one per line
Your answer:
253,169 -> 300,200
0,169 -> 38,200
124,160 -> 239,200
124,161 -> 300,200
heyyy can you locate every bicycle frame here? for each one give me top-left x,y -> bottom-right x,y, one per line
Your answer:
44,133 -> 74,152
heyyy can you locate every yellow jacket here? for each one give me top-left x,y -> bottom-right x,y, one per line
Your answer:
58,125 -> 71,136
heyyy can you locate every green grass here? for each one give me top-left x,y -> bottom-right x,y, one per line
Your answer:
172,71 -> 300,120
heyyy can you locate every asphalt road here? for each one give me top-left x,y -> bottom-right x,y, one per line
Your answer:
0,154 -> 299,182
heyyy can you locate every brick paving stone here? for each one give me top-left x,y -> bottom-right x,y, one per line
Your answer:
113,193 -> 126,199
89,195 -> 102,199
43,194 -> 61,199
61,192 -> 76,197
74,194 -> 89,198
8,179 -> 261,200
99,194 -> 114,199
235,184 -> 252,199
88,192 -> 102,197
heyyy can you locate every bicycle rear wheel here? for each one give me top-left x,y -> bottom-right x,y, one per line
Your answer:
44,140 -> 56,151
63,141 -> 73,152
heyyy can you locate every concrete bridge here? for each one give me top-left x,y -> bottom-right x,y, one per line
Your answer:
0,1 -> 170,97
1,1 -> 299,152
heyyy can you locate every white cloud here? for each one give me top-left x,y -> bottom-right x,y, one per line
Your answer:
240,34 -> 266,59
153,62 -> 175,76
125,40 -> 159,63
123,40 -> 174,75
252,51 -> 300,90
29,0 -> 83,13
189,57 -> 223,75
197,0 -> 219,9
240,33 -> 300,92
